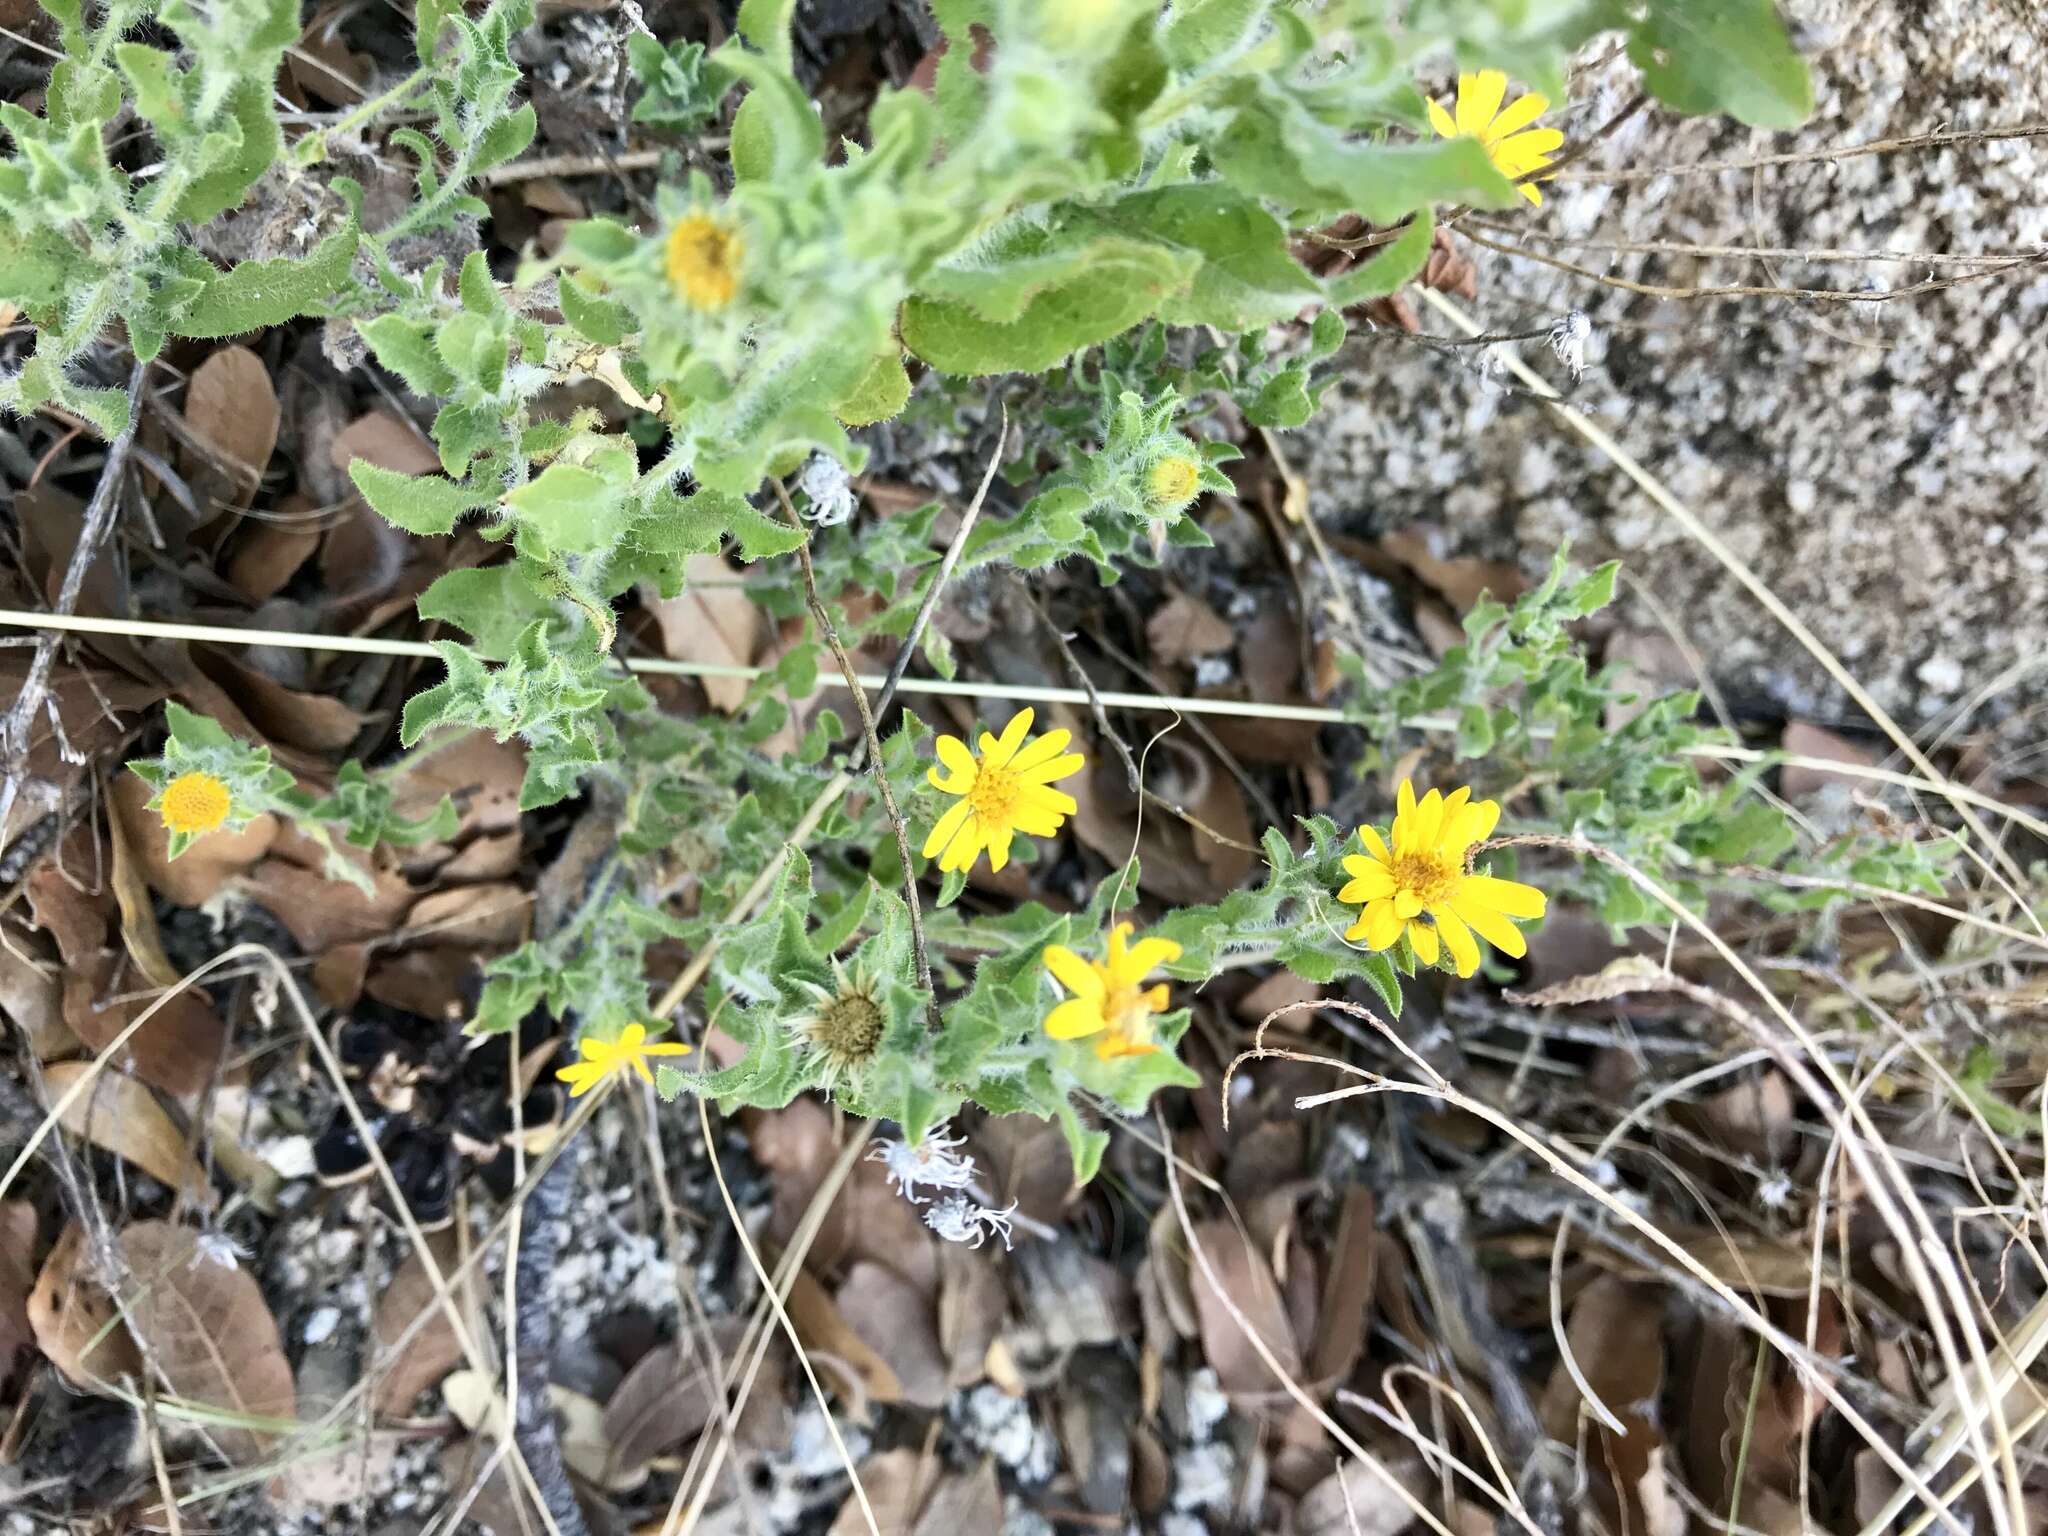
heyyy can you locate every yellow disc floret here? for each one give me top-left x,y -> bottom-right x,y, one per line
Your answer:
1145,453 -> 1202,512
664,212 -> 743,311
159,771 -> 232,838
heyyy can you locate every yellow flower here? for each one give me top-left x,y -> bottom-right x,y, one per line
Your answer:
555,1022 -> 693,1098
923,708 -> 1084,874
664,212 -> 743,311
1145,453 -> 1202,511
1426,70 -> 1563,206
159,771 -> 232,838
1042,922 -> 1181,1061
1338,779 -> 1546,978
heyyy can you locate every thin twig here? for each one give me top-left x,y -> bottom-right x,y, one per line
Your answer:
865,402 -> 1008,735
1463,221 -> 2046,267
0,362 -> 147,849
772,483 -> 938,1026
1549,121 -> 2048,184
1457,224 -> 2048,302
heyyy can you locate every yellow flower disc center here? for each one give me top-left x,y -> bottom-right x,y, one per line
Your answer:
1391,851 -> 1457,908
969,764 -> 1021,823
665,214 -> 742,311
1146,455 -> 1200,509
160,771 -> 231,836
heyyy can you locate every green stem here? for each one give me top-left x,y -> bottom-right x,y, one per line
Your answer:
291,62 -> 433,167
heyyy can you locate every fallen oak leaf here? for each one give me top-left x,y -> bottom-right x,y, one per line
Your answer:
41,1062 -> 214,1208
27,1219 -> 144,1390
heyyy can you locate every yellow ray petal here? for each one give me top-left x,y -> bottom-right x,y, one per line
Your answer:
1427,97 -> 1458,139
1432,906 -> 1481,977
1482,91 -> 1548,143
1044,944 -> 1107,999
1456,69 -> 1507,138
923,796 -> 972,860
1454,895 -> 1529,959
985,709 -> 1034,768
1019,752 -> 1087,785
1006,728 -> 1072,774
1363,898 -> 1402,950
1020,782 -> 1080,816
1044,997 -> 1104,1039
1409,920 -> 1440,967
1462,873 -> 1547,919
1122,937 -> 1182,976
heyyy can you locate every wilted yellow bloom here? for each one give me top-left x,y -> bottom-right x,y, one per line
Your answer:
664,212 -> 743,310
556,1022 -> 692,1098
1338,779 -> 1546,977
923,708 -> 1084,874
1427,69 -> 1563,206
1042,922 -> 1181,1061
159,771 -> 232,838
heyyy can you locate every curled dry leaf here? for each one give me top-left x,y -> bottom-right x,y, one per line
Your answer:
269,1429 -> 405,1515
369,1228 -> 467,1418
601,1317 -> 749,1481
1185,1217 -> 1303,1398
42,1062 -> 214,1207
829,1449 -> 924,1536
0,930 -> 75,1059
1780,720 -> 1883,796
403,881 -> 532,950
28,1220 -> 144,1389
117,1221 -> 297,1463
1539,1275 -> 1667,1536
937,1241 -> 1006,1390
785,1267 -> 902,1409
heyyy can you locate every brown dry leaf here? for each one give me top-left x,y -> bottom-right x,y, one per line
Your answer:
937,1241 -> 1007,1390
829,1449 -> 925,1536
391,729 -> 528,842
643,552 -> 763,712
437,830 -> 523,882
836,1261 -> 949,1409
0,1201 -> 36,1391
403,882 -> 532,949
913,1460 -> 1003,1536
753,1098 -> 939,1293
1780,721 -> 1882,797
1186,1217 -> 1303,1397
193,648 -> 363,753
1380,524 -> 1524,616
27,856 -> 227,1096
111,774 -> 277,910
287,3 -> 370,105
1071,740 -> 1254,905
0,931 -> 75,1059
1147,590 -> 1235,663
105,797 -> 183,988
226,513 -> 323,604
1539,1276 -> 1666,1536
1296,1452 -> 1429,1536
269,1432 -> 404,1514
331,410 -> 441,476
1307,1187 -> 1376,1386
28,1220 -> 144,1389
786,1267 -> 902,1407
969,1113 -> 1073,1231
244,848 -> 416,952
1486,1227 -> 1835,1298
369,1229 -> 466,1418
1700,1071 -> 1797,1164
42,1063 -> 213,1207
182,346 -> 278,514
602,1318 -> 748,1480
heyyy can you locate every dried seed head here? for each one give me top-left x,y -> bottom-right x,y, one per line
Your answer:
794,964 -> 885,1083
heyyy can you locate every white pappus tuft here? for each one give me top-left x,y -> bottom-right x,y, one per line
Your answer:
798,453 -> 857,527
923,1194 -> 1017,1250
869,1125 -> 978,1204
1548,309 -> 1591,384
190,1230 -> 249,1270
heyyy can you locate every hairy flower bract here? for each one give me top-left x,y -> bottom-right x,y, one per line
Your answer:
556,1021 -> 693,1097
159,771 -> 233,838
1426,70 -> 1562,206
1338,779 -> 1546,977
1042,921 -> 1181,1061
924,708 -> 1084,874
